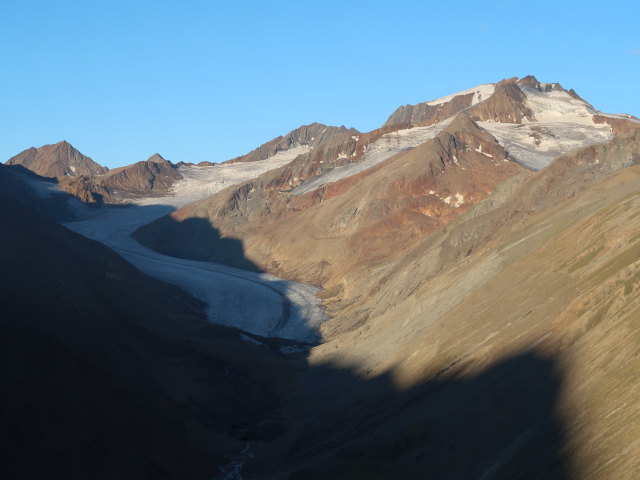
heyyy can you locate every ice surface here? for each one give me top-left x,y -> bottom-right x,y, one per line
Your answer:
292,119 -> 453,195
479,121 -> 612,171
167,146 -> 310,208
60,145 -> 325,342
478,86 -> 613,170
520,85 -> 597,125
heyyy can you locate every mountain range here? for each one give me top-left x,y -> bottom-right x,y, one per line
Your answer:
3,75 -> 640,479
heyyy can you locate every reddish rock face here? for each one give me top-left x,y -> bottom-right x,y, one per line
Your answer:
224,123 -> 360,165
98,153 -> 182,196
135,114 -> 526,287
6,140 -> 108,178
467,78 -> 534,123
58,175 -> 111,203
384,93 -> 476,128
593,114 -> 640,134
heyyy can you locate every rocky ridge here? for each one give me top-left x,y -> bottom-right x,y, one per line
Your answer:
6,140 -> 108,178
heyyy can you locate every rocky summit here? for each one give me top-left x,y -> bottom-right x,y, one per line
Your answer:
3,75 -> 640,480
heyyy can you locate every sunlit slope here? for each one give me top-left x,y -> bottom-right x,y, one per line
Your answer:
305,139 -> 640,479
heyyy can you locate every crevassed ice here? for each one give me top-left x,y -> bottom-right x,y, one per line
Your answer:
479,86 -> 613,170
63,143 -> 326,342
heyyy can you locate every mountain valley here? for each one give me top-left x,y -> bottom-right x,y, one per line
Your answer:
3,75 -> 640,479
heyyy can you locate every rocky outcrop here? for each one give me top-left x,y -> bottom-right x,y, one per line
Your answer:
58,175 -> 111,203
383,84 -> 495,129
384,93 -> 476,128
225,123 -> 359,164
593,114 -> 640,134
135,113 -> 525,286
98,153 -> 182,196
468,77 -> 535,123
6,140 -> 108,178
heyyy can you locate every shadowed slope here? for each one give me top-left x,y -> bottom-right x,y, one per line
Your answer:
249,351 -> 568,480
132,216 -> 262,272
0,177 -> 293,479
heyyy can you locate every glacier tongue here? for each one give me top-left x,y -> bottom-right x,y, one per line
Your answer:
479,121 -> 612,171
64,145 -> 325,343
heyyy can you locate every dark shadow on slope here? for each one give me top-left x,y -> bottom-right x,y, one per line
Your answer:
0,190 -> 299,480
0,163 -> 80,220
1,162 -> 574,479
133,215 -> 263,273
248,350 -> 569,480
1,162 -> 319,342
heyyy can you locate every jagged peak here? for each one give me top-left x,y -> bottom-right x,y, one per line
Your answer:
447,111 -> 481,129
146,153 -> 169,164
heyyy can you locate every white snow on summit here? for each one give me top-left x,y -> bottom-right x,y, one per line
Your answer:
520,85 -> 596,125
479,85 -> 613,170
426,83 -> 495,107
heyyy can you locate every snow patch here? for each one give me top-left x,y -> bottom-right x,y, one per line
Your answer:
167,146 -> 310,208
481,86 -> 613,170
520,85 -> 598,126
475,145 -> 493,157
441,192 -> 464,208
426,83 -> 495,107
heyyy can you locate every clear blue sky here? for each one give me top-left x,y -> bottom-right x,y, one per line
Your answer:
1,0 -> 638,168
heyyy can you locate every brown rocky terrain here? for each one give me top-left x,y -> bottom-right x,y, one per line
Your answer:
269,136 -> 640,479
97,153 -> 183,197
57,174 -> 111,203
593,114 -> 640,134
245,151 -> 640,480
6,76 -> 640,479
5,145 -> 184,202
383,89 -> 480,127
135,113 -> 525,286
131,77 -> 640,478
224,123 -> 359,164
6,140 -> 109,178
